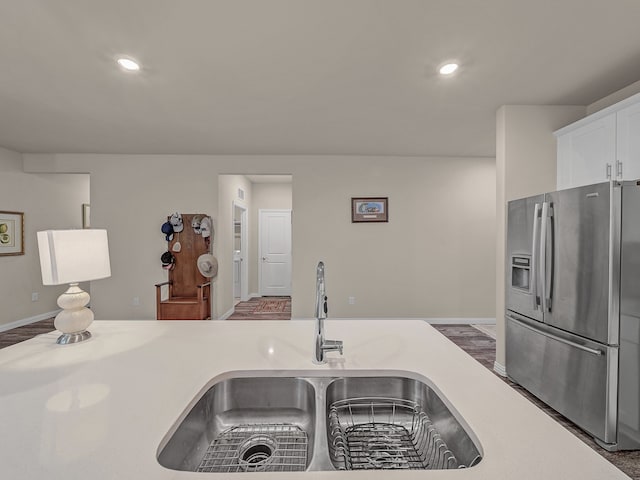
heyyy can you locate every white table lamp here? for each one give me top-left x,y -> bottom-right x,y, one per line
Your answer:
37,229 -> 111,345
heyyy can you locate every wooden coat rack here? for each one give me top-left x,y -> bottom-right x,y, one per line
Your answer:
155,213 -> 211,320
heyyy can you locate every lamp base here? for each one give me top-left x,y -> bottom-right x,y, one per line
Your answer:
54,283 -> 94,345
56,330 -> 92,345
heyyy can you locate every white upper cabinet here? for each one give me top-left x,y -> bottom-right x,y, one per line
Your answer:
556,113 -> 616,190
555,92 -> 640,190
616,101 -> 640,182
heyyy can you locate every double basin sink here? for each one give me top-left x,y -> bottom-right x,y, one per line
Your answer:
157,373 -> 482,473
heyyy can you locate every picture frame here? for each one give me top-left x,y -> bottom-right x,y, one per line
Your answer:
82,204 -> 91,229
0,211 -> 24,256
351,197 -> 388,223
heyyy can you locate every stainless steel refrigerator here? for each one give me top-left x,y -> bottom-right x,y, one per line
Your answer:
506,180 -> 640,451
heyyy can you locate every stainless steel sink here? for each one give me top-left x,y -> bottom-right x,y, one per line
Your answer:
157,377 -> 316,472
157,373 -> 482,473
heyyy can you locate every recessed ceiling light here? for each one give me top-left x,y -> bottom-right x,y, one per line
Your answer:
116,57 -> 140,72
439,63 -> 459,75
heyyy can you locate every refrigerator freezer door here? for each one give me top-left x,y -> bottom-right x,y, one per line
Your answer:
506,313 -> 618,445
544,182 -> 617,344
618,313 -> 640,450
506,194 -> 544,322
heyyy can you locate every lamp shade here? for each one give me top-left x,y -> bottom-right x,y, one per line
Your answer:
37,229 -> 111,285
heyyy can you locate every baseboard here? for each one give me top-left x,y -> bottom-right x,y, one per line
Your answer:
0,309 -> 61,333
493,361 -> 507,377
218,307 -> 235,320
291,317 -> 496,324
471,324 -> 497,339
248,293 -> 260,299
425,317 -> 496,325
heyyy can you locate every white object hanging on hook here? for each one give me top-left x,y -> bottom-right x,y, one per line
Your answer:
172,232 -> 181,252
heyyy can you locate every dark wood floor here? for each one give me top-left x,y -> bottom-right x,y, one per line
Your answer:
0,318 -> 55,349
0,320 -> 637,477
227,296 -> 291,320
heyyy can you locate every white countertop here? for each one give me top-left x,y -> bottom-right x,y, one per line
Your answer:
0,320 -> 630,479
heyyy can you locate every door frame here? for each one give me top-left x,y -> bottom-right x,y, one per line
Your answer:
232,201 -> 249,302
258,208 -> 292,296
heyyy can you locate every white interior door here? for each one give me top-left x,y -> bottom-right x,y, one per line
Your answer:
259,209 -> 292,296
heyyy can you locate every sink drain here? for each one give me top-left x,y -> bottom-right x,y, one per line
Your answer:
238,436 -> 277,471
197,424 -> 308,473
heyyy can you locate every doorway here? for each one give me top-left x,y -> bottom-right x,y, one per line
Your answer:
259,209 -> 292,296
233,202 -> 248,303
217,174 -> 292,320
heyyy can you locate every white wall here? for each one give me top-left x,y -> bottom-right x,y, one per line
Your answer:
218,175 -> 252,318
495,105 -> 586,369
292,157 -> 496,319
250,183 -> 293,295
0,147 -> 89,328
24,154 -> 496,321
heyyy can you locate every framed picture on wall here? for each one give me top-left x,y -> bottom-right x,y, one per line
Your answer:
351,197 -> 388,223
0,211 -> 24,256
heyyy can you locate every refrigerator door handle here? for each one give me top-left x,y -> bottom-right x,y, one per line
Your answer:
544,203 -> 554,312
506,313 -> 604,356
531,203 -> 541,310
540,202 -> 549,312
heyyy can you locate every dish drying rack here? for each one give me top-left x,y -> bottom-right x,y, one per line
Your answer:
328,397 -> 470,470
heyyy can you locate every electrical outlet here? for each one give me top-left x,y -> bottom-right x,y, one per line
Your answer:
132,297 -> 140,306
348,296 -> 356,305
31,292 -> 39,302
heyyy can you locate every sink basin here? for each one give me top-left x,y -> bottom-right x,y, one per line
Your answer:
157,377 -> 316,472
325,376 -> 482,470
158,373 -> 481,473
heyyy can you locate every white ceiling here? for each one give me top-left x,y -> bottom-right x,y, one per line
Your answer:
1,0 -> 640,157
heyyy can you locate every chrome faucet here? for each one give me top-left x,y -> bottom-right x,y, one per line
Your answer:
313,261 -> 343,364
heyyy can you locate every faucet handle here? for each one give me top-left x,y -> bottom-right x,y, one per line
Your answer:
324,339 -> 343,356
